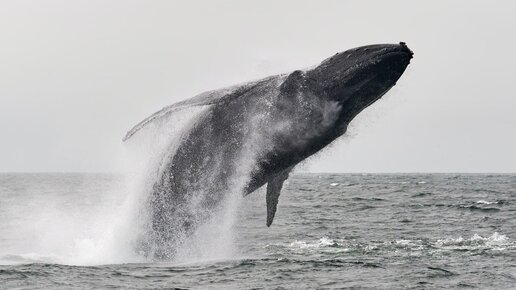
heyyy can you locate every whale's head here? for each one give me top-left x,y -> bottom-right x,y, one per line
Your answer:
306,42 -> 413,124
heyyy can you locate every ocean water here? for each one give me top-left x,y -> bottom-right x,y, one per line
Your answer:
0,173 -> 515,289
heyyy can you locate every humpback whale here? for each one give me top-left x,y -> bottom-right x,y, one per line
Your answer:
125,43 -> 413,259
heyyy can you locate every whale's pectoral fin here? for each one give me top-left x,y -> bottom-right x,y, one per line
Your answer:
123,79 -> 265,141
266,168 -> 292,227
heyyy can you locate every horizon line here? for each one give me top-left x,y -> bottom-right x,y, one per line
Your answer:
0,171 -> 515,175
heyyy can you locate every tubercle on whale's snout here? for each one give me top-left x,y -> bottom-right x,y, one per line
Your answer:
399,42 -> 414,58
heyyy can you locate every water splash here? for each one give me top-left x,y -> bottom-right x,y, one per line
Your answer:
126,100 -> 289,263
166,100 -> 283,263
0,106 -> 213,266
0,173 -> 142,265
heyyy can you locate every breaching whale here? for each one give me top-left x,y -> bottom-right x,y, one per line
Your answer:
125,43 -> 413,259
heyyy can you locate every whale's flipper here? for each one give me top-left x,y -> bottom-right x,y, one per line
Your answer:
123,90 -> 232,141
266,167 -> 292,227
123,76 -> 279,141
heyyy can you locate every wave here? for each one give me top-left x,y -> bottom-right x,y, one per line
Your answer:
289,237 -> 340,249
435,232 -> 512,251
267,233 -> 515,256
476,200 -> 505,205
329,182 -> 357,187
0,253 -> 58,265
415,201 -> 505,212
458,205 -> 501,212
412,192 -> 433,197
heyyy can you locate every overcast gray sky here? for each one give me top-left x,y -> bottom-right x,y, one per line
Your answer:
1,0 -> 515,173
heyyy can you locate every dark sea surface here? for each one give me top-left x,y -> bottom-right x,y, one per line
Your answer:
0,173 -> 515,289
